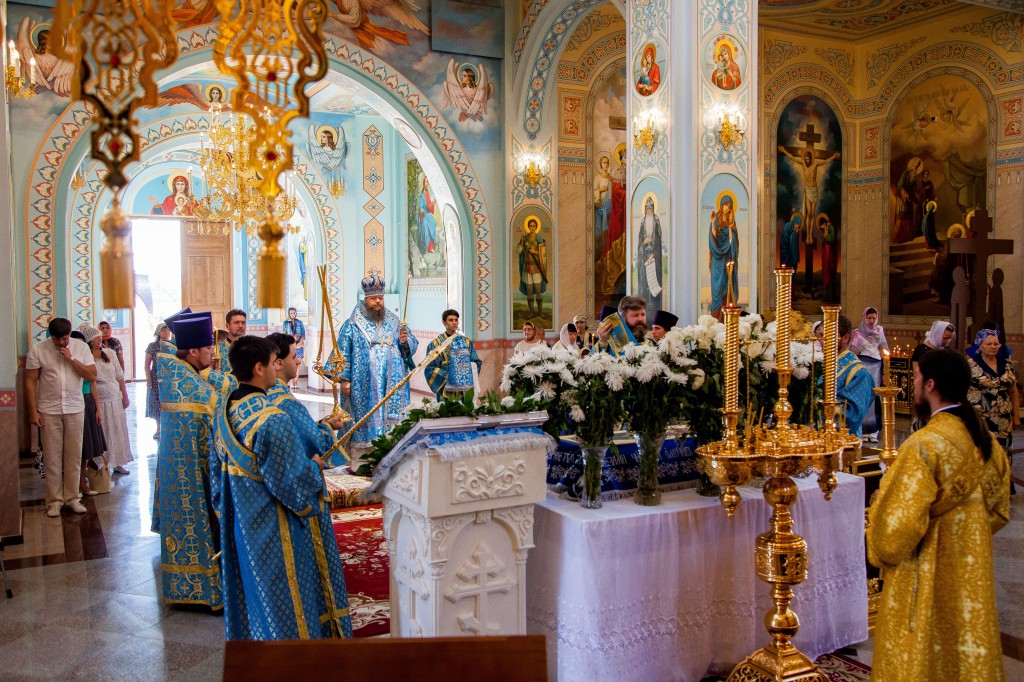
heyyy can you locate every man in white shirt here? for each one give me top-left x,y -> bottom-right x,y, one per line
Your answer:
25,318 -> 97,517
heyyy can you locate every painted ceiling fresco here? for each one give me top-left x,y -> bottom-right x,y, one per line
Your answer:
758,0 -> 982,39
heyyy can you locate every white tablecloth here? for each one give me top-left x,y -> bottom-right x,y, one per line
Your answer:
526,473 -> 868,682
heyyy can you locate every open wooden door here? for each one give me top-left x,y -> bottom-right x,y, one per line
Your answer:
181,222 -> 233,329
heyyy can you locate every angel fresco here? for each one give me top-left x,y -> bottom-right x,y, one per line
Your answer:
307,124 -> 350,173
328,0 -> 430,49
442,60 -> 494,123
15,17 -> 74,97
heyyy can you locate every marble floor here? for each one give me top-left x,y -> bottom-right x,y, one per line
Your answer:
0,382 -> 1022,681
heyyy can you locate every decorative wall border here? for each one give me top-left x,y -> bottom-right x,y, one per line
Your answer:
362,125 -> 386,277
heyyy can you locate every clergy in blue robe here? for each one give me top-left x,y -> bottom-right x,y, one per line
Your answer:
154,312 -> 223,609
213,335 -> 353,640
266,332 -> 348,468
425,309 -> 481,399
337,275 -> 419,453
834,315 -> 875,437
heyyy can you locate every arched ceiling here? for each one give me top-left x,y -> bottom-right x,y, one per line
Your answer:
758,0 -> 1018,40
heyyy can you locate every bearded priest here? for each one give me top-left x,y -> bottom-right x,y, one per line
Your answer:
337,275 -> 419,458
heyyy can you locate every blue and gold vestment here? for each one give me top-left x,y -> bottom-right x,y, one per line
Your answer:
216,338 -> 233,374
154,353 -> 224,609
836,350 -> 875,437
424,333 -> 481,399
337,303 -> 418,449
266,379 -> 345,468
212,389 -> 353,640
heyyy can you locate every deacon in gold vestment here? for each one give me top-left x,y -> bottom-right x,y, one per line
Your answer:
868,350 -> 1010,682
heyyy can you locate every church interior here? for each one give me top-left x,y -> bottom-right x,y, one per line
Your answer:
1,0 -> 1023,679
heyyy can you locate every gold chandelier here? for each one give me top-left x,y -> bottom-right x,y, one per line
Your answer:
193,103 -> 301,236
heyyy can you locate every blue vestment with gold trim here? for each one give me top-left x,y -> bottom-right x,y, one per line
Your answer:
266,379 -> 345,468
216,338 -> 233,374
424,333 -> 481,398
337,304 -> 418,448
154,354 -> 223,609
836,350 -> 875,437
212,390 -> 353,640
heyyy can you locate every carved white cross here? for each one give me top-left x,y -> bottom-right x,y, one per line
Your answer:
444,543 -> 512,635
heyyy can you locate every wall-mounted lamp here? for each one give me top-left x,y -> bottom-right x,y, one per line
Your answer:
5,40 -> 36,100
712,102 -> 746,150
633,107 -> 665,154
514,150 -> 549,187
329,176 -> 347,198
70,169 -> 86,191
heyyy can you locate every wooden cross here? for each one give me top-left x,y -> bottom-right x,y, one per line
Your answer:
780,123 -> 833,161
948,209 -> 1014,344
798,124 -> 822,149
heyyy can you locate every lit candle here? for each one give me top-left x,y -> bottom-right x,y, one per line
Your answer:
28,56 -> 35,86
7,41 -> 18,73
882,349 -> 891,388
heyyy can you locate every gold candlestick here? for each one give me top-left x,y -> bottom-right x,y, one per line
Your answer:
820,306 -> 840,433
695,269 -> 845,682
873,386 -> 900,467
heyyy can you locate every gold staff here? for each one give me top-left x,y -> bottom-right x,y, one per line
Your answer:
321,331 -> 460,463
311,265 -> 349,421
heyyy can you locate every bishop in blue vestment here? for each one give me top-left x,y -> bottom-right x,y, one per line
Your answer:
212,335 -> 353,640
154,312 -> 224,609
337,275 -> 419,453
424,309 -> 481,399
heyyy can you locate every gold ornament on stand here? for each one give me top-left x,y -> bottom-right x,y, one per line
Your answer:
696,268 -> 852,682
50,0 -> 179,309
213,0 -> 328,309
873,350 -> 900,467
311,265 -> 350,424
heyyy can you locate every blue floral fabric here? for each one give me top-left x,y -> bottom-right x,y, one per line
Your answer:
266,379 -> 346,468
546,437 -> 700,498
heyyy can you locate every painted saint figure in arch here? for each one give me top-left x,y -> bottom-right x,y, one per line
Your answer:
636,195 -> 663,313
593,153 -> 612,245
149,175 -> 198,217
417,176 -> 439,255
442,60 -> 494,123
709,193 -> 739,313
517,217 -> 548,320
777,146 -> 841,233
711,39 -> 742,90
635,44 -> 661,96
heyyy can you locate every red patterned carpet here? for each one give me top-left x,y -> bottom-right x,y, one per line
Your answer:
815,653 -> 872,681
331,504 -> 390,638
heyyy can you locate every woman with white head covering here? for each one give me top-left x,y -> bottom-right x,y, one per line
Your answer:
552,323 -> 581,356
923,320 -> 955,350
849,307 -> 888,441
83,322 -> 133,474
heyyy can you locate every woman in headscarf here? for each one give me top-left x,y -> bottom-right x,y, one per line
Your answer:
967,328 -> 1020,494
72,327 -> 107,496
914,320 -> 955,358
552,323 -> 581,357
849,307 -> 888,441
966,321 -> 1012,362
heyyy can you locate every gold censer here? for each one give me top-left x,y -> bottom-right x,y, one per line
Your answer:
696,268 -> 851,682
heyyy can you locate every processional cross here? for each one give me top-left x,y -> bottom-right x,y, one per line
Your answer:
948,209 -> 1014,348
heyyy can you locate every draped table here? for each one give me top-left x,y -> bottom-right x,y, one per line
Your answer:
525,472 -> 867,682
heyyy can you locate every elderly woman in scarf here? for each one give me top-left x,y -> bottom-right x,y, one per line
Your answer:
967,328 -> 1020,494
552,323 -> 581,357
849,307 -> 889,441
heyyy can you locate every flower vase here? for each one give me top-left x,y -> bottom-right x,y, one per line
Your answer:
579,445 -> 606,509
633,431 -> 666,506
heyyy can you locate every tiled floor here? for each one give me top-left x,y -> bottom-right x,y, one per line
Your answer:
1,383 -> 1022,680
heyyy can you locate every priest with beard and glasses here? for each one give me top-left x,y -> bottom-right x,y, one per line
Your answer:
868,349 -> 1010,681
212,335 -> 353,640
336,275 -> 418,459
595,295 -> 649,355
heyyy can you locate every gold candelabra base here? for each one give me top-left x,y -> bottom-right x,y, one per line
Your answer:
872,386 -> 900,467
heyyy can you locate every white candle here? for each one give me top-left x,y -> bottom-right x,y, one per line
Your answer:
29,57 -> 36,86
8,41 -> 20,73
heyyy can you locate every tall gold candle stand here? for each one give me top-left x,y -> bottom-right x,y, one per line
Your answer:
696,269 -> 848,682
873,350 -> 900,467
311,265 -> 351,422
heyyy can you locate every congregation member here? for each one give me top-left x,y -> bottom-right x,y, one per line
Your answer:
97,320 -> 125,371
513,321 -> 545,355
914,320 -> 955,358
649,310 -> 678,343
849,306 -> 888,441
551,323 -> 581,356
218,308 -> 248,374
282,307 -> 306,389
337,275 -> 418,457
265,332 -> 347,468
573,314 -> 597,352
71,329 -> 106,498
25,318 -> 96,517
86,324 -> 132,475
425,309 -> 482,399
967,329 -> 1020,495
154,312 -> 223,610
868,349 -> 1010,680
834,315 -> 875,438
213,335 -> 353,640
966,321 -> 1012,362
145,323 -> 171,439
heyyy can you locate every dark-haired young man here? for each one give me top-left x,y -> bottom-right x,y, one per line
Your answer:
213,335 -> 352,640
217,308 -> 248,374
424,309 -> 481,400
265,332 -> 347,467
25,317 -> 97,517
868,349 -> 1010,681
